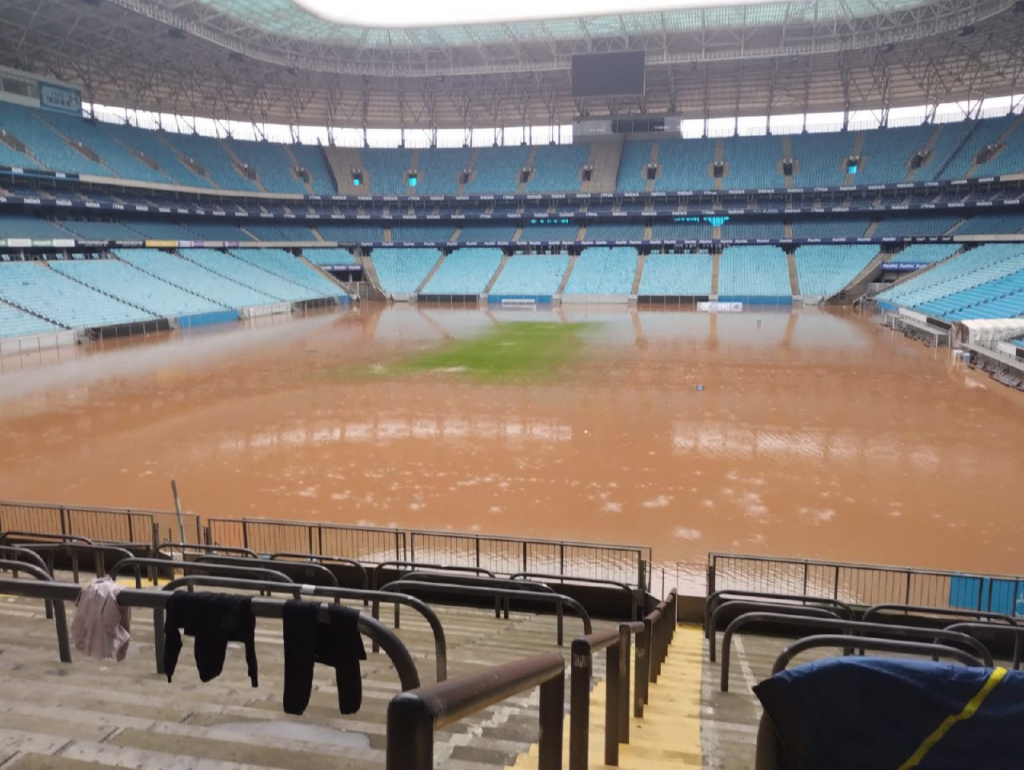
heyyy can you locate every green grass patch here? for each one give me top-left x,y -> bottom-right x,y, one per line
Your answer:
359,322 -> 594,383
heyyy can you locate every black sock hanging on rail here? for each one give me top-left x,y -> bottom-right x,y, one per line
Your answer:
164,592 -> 258,687
282,599 -> 366,715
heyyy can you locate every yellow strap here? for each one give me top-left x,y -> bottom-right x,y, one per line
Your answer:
898,666 -> 1008,769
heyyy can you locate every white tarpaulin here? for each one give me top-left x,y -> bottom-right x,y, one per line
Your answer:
958,318 -> 1024,346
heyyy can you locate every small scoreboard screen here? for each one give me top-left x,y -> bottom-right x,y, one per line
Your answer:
571,52 -> 645,98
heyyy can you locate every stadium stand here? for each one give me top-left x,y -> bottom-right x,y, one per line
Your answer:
655,138 -> 715,191
877,243 -> 1024,310
289,143 -> 338,195
182,221 -> 255,242
180,248 -> 324,301
413,148 -> 472,195
956,212 -> 1023,235
303,247 -> 358,266
793,245 -> 878,296
456,224 -> 519,242
99,122 -> 213,188
718,246 -> 791,298
0,261 -> 155,328
371,249 -> 442,295
120,219 -> 197,241
517,222 -> 580,242
935,115 -> 1017,180
160,132 -> 258,191
525,144 -> 588,193
790,217 -> 871,239
56,220 -> 145,241
226,138 -> 306,194
242,224 -> 320,242
50,258 -> 225,315
420,247 -> 503,295
872,213 -> 962,238
0,102 -> 109,176
616,140 -> 654,193
922,267 -> 1024,320
720,218 -> 786,240
464,146 -> 530,194
116,249 -> 276,307
853,124 -> 934,185
721,135 -> 784,190
584,222 -> 646,241
650,220 -> 714,241
885,243 -> 961,264
488,254 -> 570,297
316,223 -> 384,243
790,131 -> 857,187
0,299 -> 62,337
563,247 -> 638,295
390,224 -> 455,243
914,121 -> 972,182
228,248 -> 343,297
362,148 -> 415,195
0,215 -> 73,240
637,253 -> 713,296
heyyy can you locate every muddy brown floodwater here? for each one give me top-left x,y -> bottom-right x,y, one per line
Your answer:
0,305 -> 1022,580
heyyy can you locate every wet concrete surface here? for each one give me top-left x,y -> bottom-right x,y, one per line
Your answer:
0,304 -> 1021,577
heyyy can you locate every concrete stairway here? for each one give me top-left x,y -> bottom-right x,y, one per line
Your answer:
781,137 -> 794,189
965,112 -> 1024,178
905,125 -> 943,182
645,144 -> 660,193
630,253 -> 647,296
579,138 -> 624,193
556,255 -> 579,297
786,252 -> 800,296
30,112 -> 119,178
0,590 -> 612,770
324,147 -> 367,195
457,149 -> 480,195
415,252 -> 447,295
155,134 -> 219,188
842,132 -> 867,186
516,147 -> 540,195
220,140 -> 267,192
283,145 -> 316,195
483,254 -> 511,296
710,253 -> 721,297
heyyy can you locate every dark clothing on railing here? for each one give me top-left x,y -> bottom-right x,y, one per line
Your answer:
164,592 -> 258,687
283,599 -> 366,715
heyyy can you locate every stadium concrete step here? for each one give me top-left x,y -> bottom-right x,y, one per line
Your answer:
786,252 -> 800,295
630,253 -> 646,296
579,137 -> 623,194
781,136 -> 794,189
556,255 -> 579,296
323,147 -> 366,195
905,124 -> 944,182
645,143 -> 659,193
155,133 -> 219,189
506,625 -> 704,770
414,252 -> 447,295
516,146 -> 539,195
0,591 -> 611,770
458,148 -> 480,195
484,254 -> 511,296
710,253 -> 721,296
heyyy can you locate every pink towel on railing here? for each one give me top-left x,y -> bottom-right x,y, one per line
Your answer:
71,577 -> 131,661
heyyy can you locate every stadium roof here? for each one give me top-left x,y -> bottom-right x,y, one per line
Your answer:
0,0 -> 1022,130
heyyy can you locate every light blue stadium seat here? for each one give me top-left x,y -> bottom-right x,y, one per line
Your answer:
525,145 -> 588,193
0,262 -> 155,328
303,248 -> 357,266
38,111 -> 169,183
721,135 -> 784,190
0,102 -> 109,176
456,224 -> 518,243
872,214 -> 961,238
180,249 -> 320,301
228,249 -> 340,297
420,248 -> 503,295
720,219 -> 785,240
517,223 -> 580,242
117,249 -> 276,307
915,122 -> 972,182
99,123 -> 212,188
637,254 -> 712,296
316,224 -> 384,243
718,246 -> 791,298
489,254 -> 570,297
57,220 -> 144,241
790,218 -> 871,239
390,224 -> 454,243
886,244 -> 960,264
414,148 -> 472,195
936,116 -> 1016,180
956,213 -> 1023,236
616,141 -> 654,193
584,222 -> 645,241
854,124 -> 934,185
563,248 -> 637,295
362,148 -> 414,195
0,300 -> 63,338
655,138 -> 715,191
289,144 -> 337,196
790,132 -> 857,187
184,221 -> 256,242
464,147 -> 530,195
650,220 -> 714,240
226,139 -> 307,194
53,257 -> 226,316
243,224 -> 319,242
371,249 -> 442,295
0,216 -> 75,240
122,219 -> 196,240
160,133 -> 258,191
794,245 -> 878,296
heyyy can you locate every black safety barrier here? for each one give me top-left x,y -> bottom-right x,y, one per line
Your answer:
193,555 -> 339,587
153,543 -> 259,560
709,602 -> 843,662
371,561 -> 495,590
942,622 -> 1024,670
0,545 -> 54,617
269,552 -> 369,590
108,557 -> 293,588
704,589 -> 855,637
510,572 -> 642,621
635,590 -> 677,719
0,562 -> 69,661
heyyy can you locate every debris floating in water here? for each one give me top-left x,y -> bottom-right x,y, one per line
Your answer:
696,385 -> 705,392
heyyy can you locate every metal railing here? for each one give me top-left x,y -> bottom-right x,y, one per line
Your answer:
193,555 -> 339,587
0,501 -> 201,545
719,613 -> 993,692
208,517 -> 407,564
268,553 -> 369,590
386,652 -> 564,770
0,561 -> 68,660
708,552 -> 1024,614
510,572 -> 642,621
108,557 -> 294,588
704,590 -> 855,636
635,590 -> 677,720
708,602 -> 843,662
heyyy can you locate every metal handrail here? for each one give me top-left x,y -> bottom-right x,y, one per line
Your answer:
569,621 -> 645,770
1,531 -> 94,546
396,571 -> 558,620
153,543 -> 259,560
704,589 -> 855,636
0,577 -> 421,691
719,612 -> 994,692
193,555 -> 339,587
709,601 -> 842,662
269,553 -> 370,590
0,561 -> 69,662
387,652 -> 564,770
509,571 -> 642,621
371,561 -> 495,590
635,590 -> 677,718
772,634 -> 987,674
31,542 -> 137,584
108,557 -> 294,588
158,575 -> 449,682
943,622 -> 1024,670
862,603 -> 1017,627
381,580 -> 591,645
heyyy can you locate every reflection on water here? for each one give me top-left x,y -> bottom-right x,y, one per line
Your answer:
1,304 -> 1022,577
